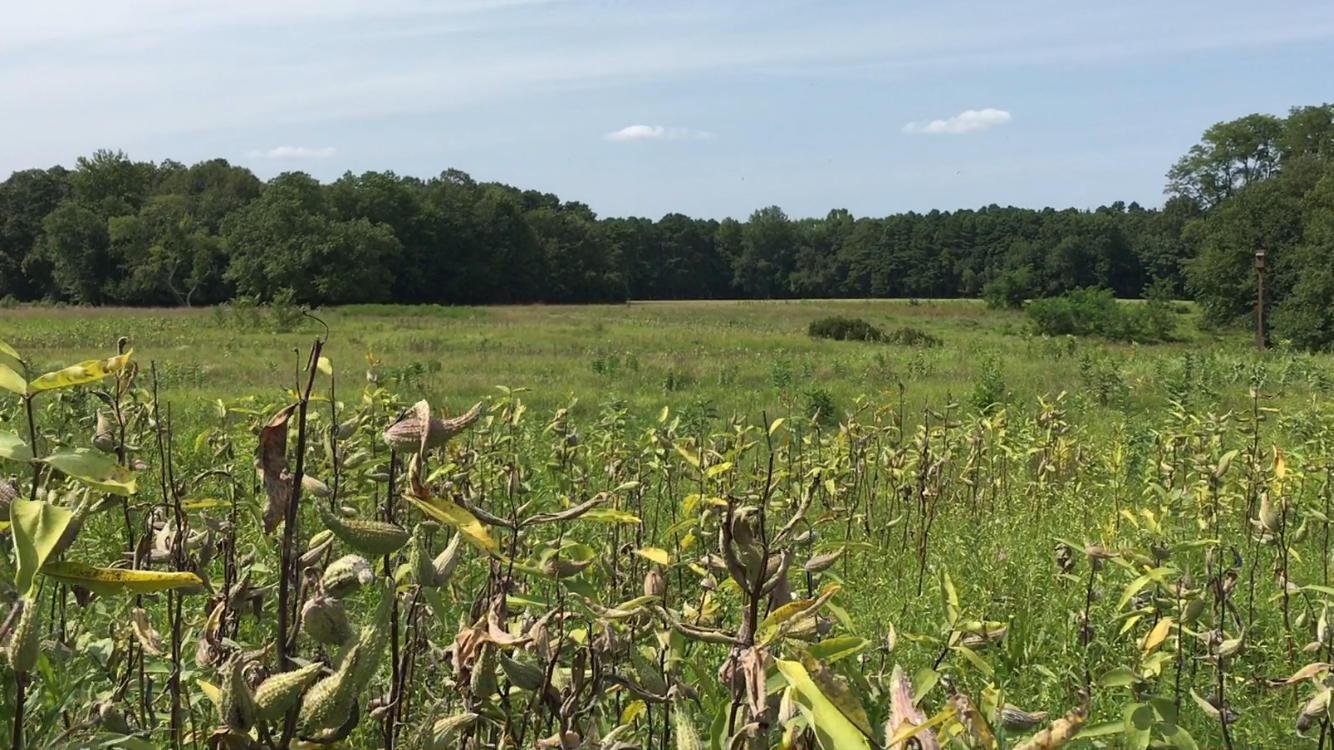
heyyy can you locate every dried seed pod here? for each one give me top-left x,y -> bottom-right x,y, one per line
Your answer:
383,401 -> 485,453
319,507 -> 409,557
254,662 -> 324,722
643,566 -> 667,599
302,596 -> 352,646
432,713 -> 479,747
803,547 -> 845,573
6,597 -> 40,674
993,704 -> 1049,732
301,475 -> 332,498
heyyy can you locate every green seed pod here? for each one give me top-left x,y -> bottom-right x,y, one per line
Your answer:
319,507 -> 409,557
499,653 -> 546,692
254,662 -> 324,722
673,703 -> 704,750
297,672 -> 352,735
218,657 -> 257,732
6,597 -> 40,674
432,533 -> 463,587
410,532 -> 435,587
470,643 -> 498,700
301,596 -> 352,646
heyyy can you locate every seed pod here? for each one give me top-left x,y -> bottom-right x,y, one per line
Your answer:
643,566 -> 666,599
500,653 -> 546,692
410,533 -> 435,587
297,671 -> 352,735
321,554 -> 375,597
218,657 -> 257,732
470,643 -> 499,700
1294,519 -> 1310,544
432,713 -> 479,747
673,703 -> 705,750
993,704 -> 1049,732
1260,494 -> 1282,533
803,547 -> 845,573
341,450 -> 369,469
383,401 -> 484,453
254,662 -> 324,722
302,475 -> 332,498
432,533 -> 463,587
335,417 -> 359,441
319,507 -> 409,557
7,597 -> 40,674
302,596 -> 352,645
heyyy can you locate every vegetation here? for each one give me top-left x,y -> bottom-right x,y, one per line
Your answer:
807,316 -> 886,343
2,103 -> 1332,346
0,301 -> 1332,749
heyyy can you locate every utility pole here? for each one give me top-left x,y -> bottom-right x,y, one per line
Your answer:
1255,249 -> 1266,352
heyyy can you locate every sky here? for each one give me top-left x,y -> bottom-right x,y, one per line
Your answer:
3,0 -> 1333,221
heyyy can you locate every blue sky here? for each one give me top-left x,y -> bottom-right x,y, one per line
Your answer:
3,0 -> 1333,220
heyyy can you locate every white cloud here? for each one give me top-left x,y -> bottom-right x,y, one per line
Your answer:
249,146 -> 337,159
604,125 -> 714,142
902,109 -> 1012,135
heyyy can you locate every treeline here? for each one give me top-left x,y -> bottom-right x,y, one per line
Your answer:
1,104 -> 1332,343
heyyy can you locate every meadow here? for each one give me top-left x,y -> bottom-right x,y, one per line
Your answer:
2,299 -> 1333,750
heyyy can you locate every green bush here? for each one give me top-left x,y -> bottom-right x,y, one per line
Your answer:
982,267 -> 1036,310
1026,287 -> 1174,343
884,326 -> 943,348
808,315 -> 885,342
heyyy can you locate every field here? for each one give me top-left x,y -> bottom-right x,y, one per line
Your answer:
2,299 -> 1334,750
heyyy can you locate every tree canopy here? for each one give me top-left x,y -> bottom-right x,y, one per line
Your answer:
2,103 -> 1333,346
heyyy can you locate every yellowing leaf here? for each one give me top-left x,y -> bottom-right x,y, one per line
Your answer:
885,706 -> 955,749
756,584 -> 841,646
634,547 -> 671,565
41,561 -> 202,597
674,443 -> 701,469
317,356 -> 333,375
1275,447 -> 1287,481
0,363 -> 25,395
1281,662 -> 1332,686
774,658 -> 872,750
769,417 -> 786,435
10,499 -> 74,598
42,448 -> 137,495
28,351 -> 132,392
197,680 -> 221,710
405,494 -> 499,554
0,338 -> 21,363
705,461 -> 733,479
620,699 -> 646,726
1142,617 -> 1173,656
0,431 -> 33,462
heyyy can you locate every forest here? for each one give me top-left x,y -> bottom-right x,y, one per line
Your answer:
2,103 -> 1333,345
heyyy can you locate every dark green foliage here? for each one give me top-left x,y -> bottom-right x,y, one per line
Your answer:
0,100 -> 1329,341
884,326 -> 943,348
808,315 -> 885,342
802,387 -> 838,426
969,354 -> 1006,414
1026,287 -> 1173,343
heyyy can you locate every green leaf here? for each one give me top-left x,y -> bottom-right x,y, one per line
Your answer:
1157,722 -> 1199,750
633,546 -> 671,565
1098,666 -> 1142,688
40,561 -> 202,597
42,448 -> 138,495
578,508 -> 642,525
0,431 -> 33,462
28,351 -> 132,392
806,637 -> 869,664
774,658 -> 872,750
10,499 -> 73,598
404,493 -> 499,554
0,363 -> 26,396
1072,721 -> 1127,740
1124,702 -> 1153,750
952,644 -> 994,676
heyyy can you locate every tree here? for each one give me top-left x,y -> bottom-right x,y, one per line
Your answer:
0,167 -> 69,300
1166,113 -> 1285,209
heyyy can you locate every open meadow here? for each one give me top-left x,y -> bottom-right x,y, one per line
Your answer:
3,299 -> 1334,750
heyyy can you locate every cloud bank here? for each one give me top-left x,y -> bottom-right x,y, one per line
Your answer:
902,109 -> 1012,135
604,125 -> 714,142
249,146 -> 337,159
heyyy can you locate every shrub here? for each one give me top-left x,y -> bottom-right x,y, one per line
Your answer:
808,316 -> 885,342
1026,287 -> 1172,343
982,267 -> 1036,310
803,387 -> 838,426
884,326 -> 943,348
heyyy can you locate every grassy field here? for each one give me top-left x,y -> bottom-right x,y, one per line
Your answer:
2,299 -> 1333,750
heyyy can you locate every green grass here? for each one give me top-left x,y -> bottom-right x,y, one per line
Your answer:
1,299 -> 1331,749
